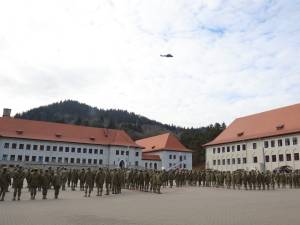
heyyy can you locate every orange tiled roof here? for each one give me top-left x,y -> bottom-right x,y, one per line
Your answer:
136,133 -> 192,153
204,103 -> 300,147
0,117 -> 142,148
142,153 -> 161,161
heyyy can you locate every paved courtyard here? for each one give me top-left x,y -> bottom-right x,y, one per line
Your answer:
0,187 -> 299,225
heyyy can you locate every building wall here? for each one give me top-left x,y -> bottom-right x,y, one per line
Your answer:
152,151 -> 192,171
0,137 -> 142,168
205,134 -> 300,171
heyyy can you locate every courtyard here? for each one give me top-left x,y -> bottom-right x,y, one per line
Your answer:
0,187 -> 299,225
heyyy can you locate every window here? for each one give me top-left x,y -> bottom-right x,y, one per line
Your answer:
242,144 -> 246,150
65,147 -> 69,152
40,145 -> 44,151
12,143 -> 17,149
243,157 -> 247,164
213,160 -> 216,165
32,156 -> 36,162
285,138 -> 290,146
264,141 -> 269,148
82,159 -> 86,164
25,155 -> 30,162
232,158 -> 235,164
183,164 -> 186,169
33,145 -> 38,150
89,149 -> 92,154
4,143 -> 9,148
39,156 -> 43,163
253,157 -> 257,163
93,159 -> 97,165
272,155 -> 276,162
213,148 -> 216,154
237,158 -> 241,164
26,144 -> 31,150
64,158 -> 68,163
77,148 -> 81,153
227,159 -> 230,165
294,153 -> 299,161
135,161 -> 139,166
169,163 -> 172,167
70,158 -> 74,163
19,144 -> 24,150
293,137 -> 298,145
279,154 -> 284,162
94,149 -> 98,154
99,159 -> 103,165
76,158 -> 80,164
286,154 -> 291,161
145,163 -> 148,168
169,155 -> 172,159
83,148 -> 87,153
71,147 -> 75,153
100,149 -> 104,155
222,147 -> 225,153
217,160 -> 220,165
227,147 -> 230,152
265,155 -> 269,162
45,157 -> 49,162
222,159 -> 225,165
17,155 -> 22,161
253,143 -> 257,149
135,152 -> 139,157
46,145 -> 51,151
173,155 -> 176,159
271,140 -> 275,148
58,157 -> 62,163
51,157 -> 56,163
231,146 -> 235,152
52,146 -> 57,151
154,163 -> 157,169
180,156 -> 183,161
59,146 -> 63,152
116,150 -> 120,155
10,155 -> 15,161
184,155 -> 186,160
126,151 -> 129,156
278,139 -> 283,147
2,154 -> 8,161
217,148 -> 220,153
237,145 -> 240,151
88,159 -> 92,164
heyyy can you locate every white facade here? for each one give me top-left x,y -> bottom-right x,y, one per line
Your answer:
0,137 -> 142,168
151,151 -> 192,171
205,134 -> 300,172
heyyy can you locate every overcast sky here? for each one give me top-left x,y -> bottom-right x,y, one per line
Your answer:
0,0 -> 300,127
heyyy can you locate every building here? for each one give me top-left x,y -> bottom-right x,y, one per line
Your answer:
0,112 -> 143,168
204,103 -> 300,172
136,133 -> 193,170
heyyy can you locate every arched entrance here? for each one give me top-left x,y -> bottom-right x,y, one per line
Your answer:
119,160 -> 125,169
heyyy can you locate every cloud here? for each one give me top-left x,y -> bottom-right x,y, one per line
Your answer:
0,0 -> 300,127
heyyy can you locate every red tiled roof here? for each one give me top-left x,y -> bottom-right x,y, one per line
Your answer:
204,103 -> 300,147
0,117 -> 142,148
142,153 -> 161,161
136,133 -> 192,153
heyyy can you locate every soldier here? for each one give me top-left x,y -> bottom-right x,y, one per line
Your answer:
0,167 -> 11,201
61,168 -> 68,191
84,168 -> 94,197
12,166 -> 25,201
95,168 -> 105,196
29,168 -> 39,200
41,169 -> 51,199
79,168 -> 86,191
71,169 -> 78,191
105,168 -> 112,195
52,170 -> 62,199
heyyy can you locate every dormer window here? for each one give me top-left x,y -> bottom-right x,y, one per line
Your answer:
237,132 -> 244,137
90,137 -> 95,141
151,146 -> 155,149
55,133 -> 62,138
16,130 -> 23,135
276,124 -> 284,130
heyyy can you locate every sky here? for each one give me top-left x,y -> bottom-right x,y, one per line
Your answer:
0,0 -> 300,127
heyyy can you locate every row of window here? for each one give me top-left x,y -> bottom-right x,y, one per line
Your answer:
212,137 -> 298,154
168,154 -> 187,161
2,154 -> 104,165
168,162 -> 187,169
212,153 -> 300,166
116,150 -> 139,157
145,162 -> 158,169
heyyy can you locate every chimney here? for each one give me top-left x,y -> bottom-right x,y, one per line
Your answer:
3,108 -> 11,117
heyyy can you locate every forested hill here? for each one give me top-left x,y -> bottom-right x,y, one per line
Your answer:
14,100 -> 226,166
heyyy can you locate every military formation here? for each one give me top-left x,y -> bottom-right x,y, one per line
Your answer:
1,165 -> 300,202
